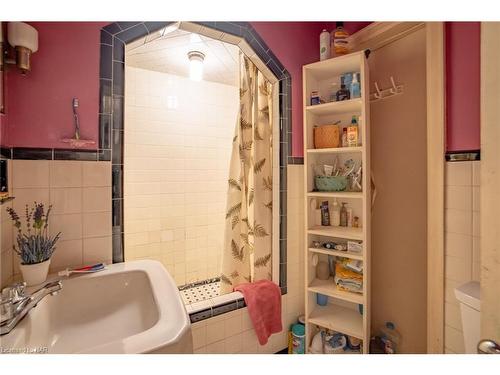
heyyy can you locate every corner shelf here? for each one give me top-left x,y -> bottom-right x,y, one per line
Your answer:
308,278 -> 364,304
308,247 -> 363,261
305,98 -> 362,115
303,50 -> 371,354
307,226 -> 363,241
306,146 -> 363,154
308,303 -> 364,339
307,191 -> 363,199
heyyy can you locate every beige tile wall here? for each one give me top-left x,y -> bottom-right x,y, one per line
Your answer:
124,66 -> 239,285
444,160 -> 480,354
192,165 -> 305,354
0,160 -> 112,287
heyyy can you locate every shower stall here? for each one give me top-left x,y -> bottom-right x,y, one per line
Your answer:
122,23 -> 281,306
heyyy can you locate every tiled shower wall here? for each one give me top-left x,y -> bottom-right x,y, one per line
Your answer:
124,66 -> 239,286
444,160 -> 480,354
0,160 -> 112,287
191,165 -> 305,353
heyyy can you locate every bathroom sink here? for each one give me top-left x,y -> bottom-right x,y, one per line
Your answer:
0,260 -> 192,353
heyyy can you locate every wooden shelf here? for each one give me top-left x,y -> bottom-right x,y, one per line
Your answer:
308,278 -> 364,305
308,226 -> 363,240
308,247 -> 363,261
308,303 -> 364,339
306,146 -> 363,154
307,191 -> 363,199
306,98 -> 362,116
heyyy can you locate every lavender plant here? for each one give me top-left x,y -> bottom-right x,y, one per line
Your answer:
6,202 -> 61,265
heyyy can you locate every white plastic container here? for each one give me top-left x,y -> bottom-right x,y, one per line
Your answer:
320,29 -> 331,61
19,259 -> 51,286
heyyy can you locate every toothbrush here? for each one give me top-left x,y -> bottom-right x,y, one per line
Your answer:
58,263 -> 106,277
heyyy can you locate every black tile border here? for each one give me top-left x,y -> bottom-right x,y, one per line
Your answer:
445,150 -> 480,162
1,147 -> 109,161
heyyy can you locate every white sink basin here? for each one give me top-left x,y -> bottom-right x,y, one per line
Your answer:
0,260 -> 193,353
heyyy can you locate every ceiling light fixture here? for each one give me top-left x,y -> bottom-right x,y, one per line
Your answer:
187,51 -> 205,81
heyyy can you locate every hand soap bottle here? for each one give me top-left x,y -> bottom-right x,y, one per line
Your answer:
331,198 -> 340,226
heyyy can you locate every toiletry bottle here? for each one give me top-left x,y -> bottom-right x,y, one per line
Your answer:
340,202 -> 348,227
350,72 -> 361,98
342,128 -> 348,147
321,201 -> 330,226
320,29 -> 331,61
346,206 -> 353,227
331,198 -> 340,226
332,22 -> 350,56
336,76 -> 351,101
347,116 -> 359,147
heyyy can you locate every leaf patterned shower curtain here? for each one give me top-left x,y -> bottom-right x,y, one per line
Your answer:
220,53 -> 274,294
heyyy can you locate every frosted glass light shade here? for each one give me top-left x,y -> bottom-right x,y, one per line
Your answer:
8,22 -> 38,52
188,51 -> 204,81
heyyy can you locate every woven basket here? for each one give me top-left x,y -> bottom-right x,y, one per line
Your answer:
314,124 -> 340,149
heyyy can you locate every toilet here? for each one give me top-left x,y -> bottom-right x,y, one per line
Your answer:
454,281 -> 481,354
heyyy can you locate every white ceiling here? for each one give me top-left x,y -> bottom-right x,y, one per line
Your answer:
125,28 -> 240,86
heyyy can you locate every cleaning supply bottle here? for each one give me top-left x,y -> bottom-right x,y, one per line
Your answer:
379,322 -> 402,354
340,202 -> 348,227
350,72 -> 361,98
331,198 -> 340,226
347,115 -> 359,147
332,22 -> 350,56
320,29 -> 331,61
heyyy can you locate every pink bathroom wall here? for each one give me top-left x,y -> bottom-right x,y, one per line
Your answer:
252,22 -> 371,157
2,21 -> 370,155
3,22 -> 107,149
445,22 -> 481,152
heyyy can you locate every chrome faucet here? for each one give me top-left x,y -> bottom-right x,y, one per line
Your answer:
0,280 -> 62,335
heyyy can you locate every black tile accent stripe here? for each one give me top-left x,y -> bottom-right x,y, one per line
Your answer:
1,147 -> 108,161
445,150 -> 480,161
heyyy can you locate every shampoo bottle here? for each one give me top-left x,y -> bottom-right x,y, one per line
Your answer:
332,22 -> 350,56
331,198 -> 340,227
350,72 -> 361,98
340,202 -> 348,227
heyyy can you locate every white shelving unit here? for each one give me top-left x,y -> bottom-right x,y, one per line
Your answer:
303,51 -> 371,354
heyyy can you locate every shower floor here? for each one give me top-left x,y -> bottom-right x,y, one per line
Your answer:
179,278 -> 221,305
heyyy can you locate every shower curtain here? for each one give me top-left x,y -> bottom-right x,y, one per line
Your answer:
220,54 -> 274,294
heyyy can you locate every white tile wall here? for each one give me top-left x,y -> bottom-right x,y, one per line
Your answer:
444,160 -> 480,354
0,160 -> 112,287
124,66 -> 239,285
191,164 -> 305,354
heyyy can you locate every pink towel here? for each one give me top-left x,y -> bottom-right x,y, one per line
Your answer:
234,279 -> 283,345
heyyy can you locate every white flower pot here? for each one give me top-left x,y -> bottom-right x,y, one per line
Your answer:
19,259 -> 51,286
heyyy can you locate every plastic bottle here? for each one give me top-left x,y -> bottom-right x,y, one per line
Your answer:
350,72 -> 361,98
320,29 -> 331,61
331,198 -> 340,226
332,22 -> 350,56
340,202 -> 348,227
347,116 -> 359,147
379,322 -> 402,354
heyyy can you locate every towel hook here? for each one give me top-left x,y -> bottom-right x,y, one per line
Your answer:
389,76 -> 398,94
374,82 -> 382,99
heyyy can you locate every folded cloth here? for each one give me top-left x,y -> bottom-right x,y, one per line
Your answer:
334,262 -> 363,294
234,279 -> 283,345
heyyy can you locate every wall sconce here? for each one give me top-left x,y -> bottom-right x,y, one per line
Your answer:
5,22 -> 38,74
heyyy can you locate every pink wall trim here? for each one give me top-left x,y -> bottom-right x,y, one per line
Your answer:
445,22 -> 481,152
3,22 -> 107,149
